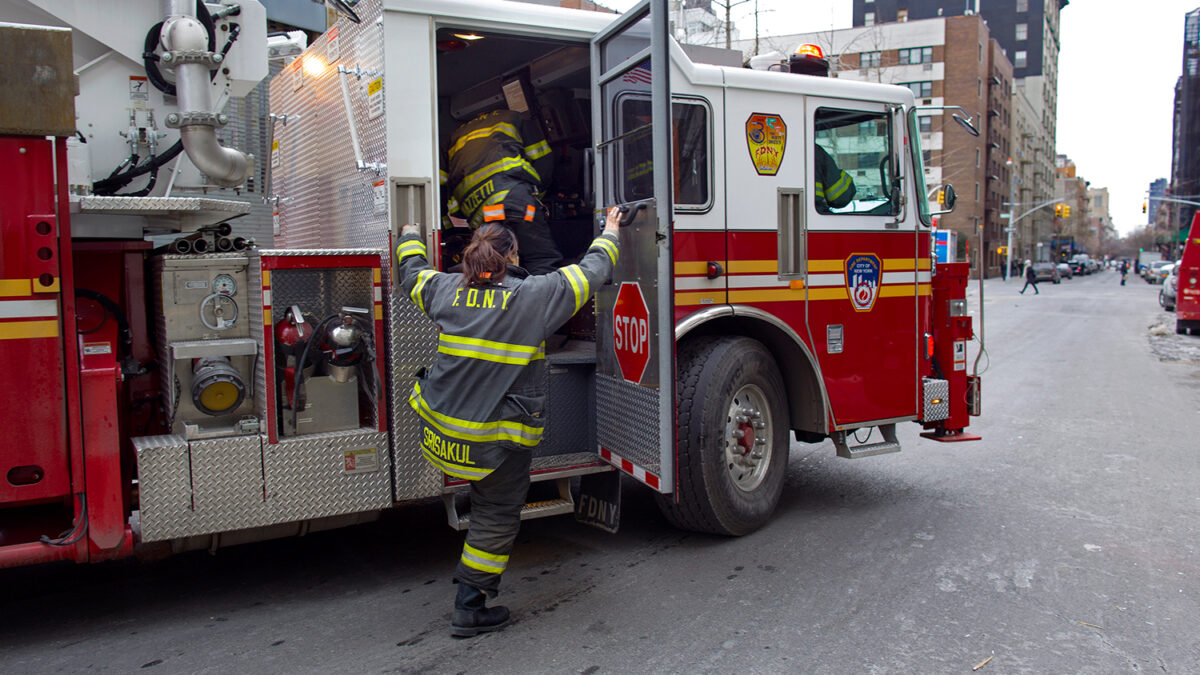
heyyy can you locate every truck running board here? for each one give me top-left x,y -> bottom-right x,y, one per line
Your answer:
441,478 -> 575,531
833,423 -> 901,459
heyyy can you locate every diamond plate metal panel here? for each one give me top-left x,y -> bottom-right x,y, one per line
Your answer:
269,0 -> 389,251
132,435 -> 192,543
77,196 -> 253,215
596,373 -> 662,469
249,257 -> 268,422
388,284 -> 442,500
269,267 -> 375,324
134,434 -> 271,542
264,429 -> 392,521
922,377 -> 950,422
536,362 -> 596,458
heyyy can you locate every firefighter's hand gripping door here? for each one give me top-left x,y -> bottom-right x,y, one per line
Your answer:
590,0 -> 675,493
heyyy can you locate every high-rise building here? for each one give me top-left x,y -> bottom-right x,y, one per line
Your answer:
852,0 -> 1063,255
1171,8 -> 1200,235
1148,177 -> 1168,226
731,15 -> 1014,277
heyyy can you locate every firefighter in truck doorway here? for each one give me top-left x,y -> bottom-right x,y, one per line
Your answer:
814,144 -> 856,213
396,208 -> 621,637
442,108 -> 562,275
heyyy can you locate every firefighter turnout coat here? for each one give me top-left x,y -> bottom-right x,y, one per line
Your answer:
395,231 -> 620,480
442,109 -> 554,228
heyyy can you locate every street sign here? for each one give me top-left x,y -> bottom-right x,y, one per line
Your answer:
612,281 -> 650,384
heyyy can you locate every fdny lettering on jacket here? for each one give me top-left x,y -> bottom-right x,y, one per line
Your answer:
452,287 -> 514,310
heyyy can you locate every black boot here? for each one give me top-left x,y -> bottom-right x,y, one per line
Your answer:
451,583 -> 510,638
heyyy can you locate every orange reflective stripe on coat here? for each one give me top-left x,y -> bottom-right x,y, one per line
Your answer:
524,205 -> 536,222
482,204 -> 505,222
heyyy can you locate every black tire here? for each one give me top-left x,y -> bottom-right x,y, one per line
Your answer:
656,336 -> 789,536
1178,321 -> 1187,335
1160,290 -> 1166,308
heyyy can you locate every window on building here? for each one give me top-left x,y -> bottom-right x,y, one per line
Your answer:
861,51 -> 882,68
814,107 -> 898,216
922,149 -> 932,164
864,12 -> 875,26
1017,0 -> 1029,11
1014,50 -> 1027,68
976,148 -> 981,167
978,43 -> 983,62
618,98 -> 711,209
1016,23 -> 1028,41
898,46 -> 933,64
977,78 -> 982,97
904,81 -> 932,98
898,9 -> 908,21
919,116 -> 932,132
975,183 -> 980,200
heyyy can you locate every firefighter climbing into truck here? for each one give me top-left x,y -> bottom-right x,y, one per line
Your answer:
0,0 -> 980,571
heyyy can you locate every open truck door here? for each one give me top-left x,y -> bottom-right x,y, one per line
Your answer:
590,0 -> 675,493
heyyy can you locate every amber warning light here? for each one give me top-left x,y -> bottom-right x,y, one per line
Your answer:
789,44 -> 829,77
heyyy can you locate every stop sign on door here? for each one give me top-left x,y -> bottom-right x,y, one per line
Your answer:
613,281 -> 651,383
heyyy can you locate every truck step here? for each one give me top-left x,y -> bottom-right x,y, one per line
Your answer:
442,478 -> 574,531
833,423 -> 901,459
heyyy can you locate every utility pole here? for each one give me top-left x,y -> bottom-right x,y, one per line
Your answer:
711,0 -> 751,50
1004,157 -> 1016,281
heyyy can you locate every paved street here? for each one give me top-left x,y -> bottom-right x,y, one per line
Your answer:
2,269 -> 1198,674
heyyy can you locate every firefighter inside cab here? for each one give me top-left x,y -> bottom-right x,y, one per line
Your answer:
791,45 -> 857,213
441,108 -> 562,275
395,208 -> 621,637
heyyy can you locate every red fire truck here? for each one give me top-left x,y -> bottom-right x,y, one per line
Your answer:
1176,213 -> 1200,335
0,0 -> 980,569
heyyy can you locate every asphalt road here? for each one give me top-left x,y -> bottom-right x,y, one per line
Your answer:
2,269 -> 1198,674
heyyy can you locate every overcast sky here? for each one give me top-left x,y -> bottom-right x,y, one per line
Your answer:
606,0 -> 1198,235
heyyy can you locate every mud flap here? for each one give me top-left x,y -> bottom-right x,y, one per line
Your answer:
575,470 -> 621,534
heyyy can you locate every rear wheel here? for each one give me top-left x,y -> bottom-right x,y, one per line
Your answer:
656,336 -> 789,536
1178,320 -> 1188,335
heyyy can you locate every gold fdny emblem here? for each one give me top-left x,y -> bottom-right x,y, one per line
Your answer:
746,113 -> 787,176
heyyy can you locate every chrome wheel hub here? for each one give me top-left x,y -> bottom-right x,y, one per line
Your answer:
723,384 -> 772,492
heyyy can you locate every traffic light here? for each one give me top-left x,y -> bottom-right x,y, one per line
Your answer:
1055,203 -> 1063,217
937,189 -> 945,204
1063,205 -> 1071,218
997,245 -> 1008,255
1143,202 -> 1148,214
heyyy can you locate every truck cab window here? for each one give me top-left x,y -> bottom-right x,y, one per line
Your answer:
617,97 -> 711,210
814,107 -> 898,216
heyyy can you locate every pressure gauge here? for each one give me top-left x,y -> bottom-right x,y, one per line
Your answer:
213,273 -> 237,296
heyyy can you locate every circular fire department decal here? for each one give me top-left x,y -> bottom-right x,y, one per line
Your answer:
845,253 -> 881,312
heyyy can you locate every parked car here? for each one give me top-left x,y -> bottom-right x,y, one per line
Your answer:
1032,262 -> 1060,284
1155,261 -> 1176,285
1144,259 -> 1171,283
1085,259 -> 1099,274
1056,262 -> 1073,279
1160,263 -> 1178,311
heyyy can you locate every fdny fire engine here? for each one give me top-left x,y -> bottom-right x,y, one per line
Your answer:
0,0 -> 980,568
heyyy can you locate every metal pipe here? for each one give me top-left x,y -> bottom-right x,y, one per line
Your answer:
162,7 -> 252,187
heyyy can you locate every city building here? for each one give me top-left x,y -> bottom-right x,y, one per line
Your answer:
1170,8 -> 1200,241
851,0 -> 1063,258
669,0 -> 738,48
1148,177 -> 1168,227
1053,154 -> 1090,258
1011,86 -> 1053,262
1087,186 -> 1115,255
731,15 -> 1014,277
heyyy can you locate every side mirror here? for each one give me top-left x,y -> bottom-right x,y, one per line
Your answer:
932,183 -> 957,215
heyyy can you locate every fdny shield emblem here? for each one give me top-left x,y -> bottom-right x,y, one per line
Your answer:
845,254 -> 881,312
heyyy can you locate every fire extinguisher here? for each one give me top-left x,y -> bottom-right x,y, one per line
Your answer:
274,305 -> 315,417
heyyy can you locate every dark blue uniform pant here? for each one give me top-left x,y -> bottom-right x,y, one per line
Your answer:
501,184 -> 561,275
454,448 -> 532,598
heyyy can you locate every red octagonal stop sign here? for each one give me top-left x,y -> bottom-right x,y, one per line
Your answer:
612,281 -> 651,384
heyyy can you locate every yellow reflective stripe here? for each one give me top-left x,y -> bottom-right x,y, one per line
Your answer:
461,544 -> 508,574
562,264 -> 589,312
448,122 -> 520,160
483,189 -> 509,206
438,334 -> 545,365
422,447 -> 493,480
524,139 -> 551,160
396,240 -> 426,262
447,197 -> 461,216
826,172 -> 852,201
454,156 -> 541,202
464,543 -> 509,564
409,383 -> 543,447
439,169 -> 448,185
591,237 -> 618,265
410,269 -> 437,313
